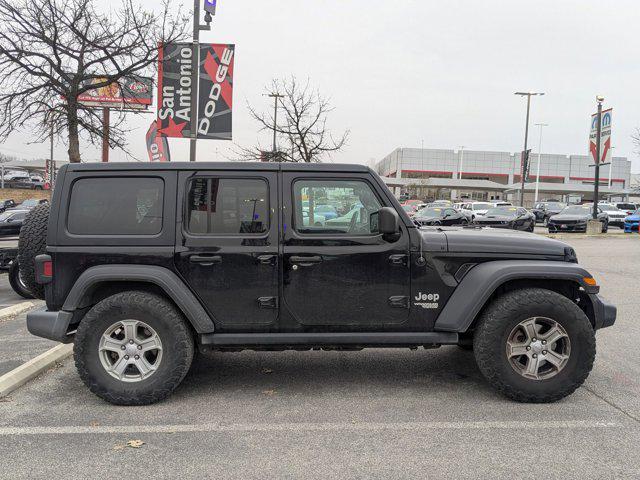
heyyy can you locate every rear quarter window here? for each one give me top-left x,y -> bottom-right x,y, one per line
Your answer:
67,177 -> 164,235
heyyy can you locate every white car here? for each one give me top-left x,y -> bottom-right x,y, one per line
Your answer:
461,201 -> 494,219
594,203 -> 627,229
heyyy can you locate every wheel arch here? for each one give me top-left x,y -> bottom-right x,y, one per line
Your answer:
63,265 -> 216,334
434,260 -> 598,333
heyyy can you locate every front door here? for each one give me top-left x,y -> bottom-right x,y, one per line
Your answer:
281,173 -> 411,330
175,170 -> 279,331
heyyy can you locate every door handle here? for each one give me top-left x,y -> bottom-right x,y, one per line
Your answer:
256,254 -> 277,266
290,255 -> 323,267
190,255 -> 222,266
388,254 -> 408,266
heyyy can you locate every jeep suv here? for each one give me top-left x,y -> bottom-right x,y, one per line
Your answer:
23,162 -> 616,405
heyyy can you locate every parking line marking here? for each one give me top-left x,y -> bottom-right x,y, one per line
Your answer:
0,420 -> 626,436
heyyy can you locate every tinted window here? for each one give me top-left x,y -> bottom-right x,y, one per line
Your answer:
293,179 -> 381,235
68,177 -> 164,235
186,178 -> 269,235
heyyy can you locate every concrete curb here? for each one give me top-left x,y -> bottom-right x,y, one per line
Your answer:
0,343 -> 73,398
0,301 -> 39,321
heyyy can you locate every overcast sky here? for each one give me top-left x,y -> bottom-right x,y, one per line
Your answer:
2,0 -> 639,172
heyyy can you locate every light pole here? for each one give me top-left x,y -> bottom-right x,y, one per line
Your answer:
608,146 -> 615,189
533,123 -> 548,203
458,146 -> 465,180
189,0 -> 214,162
515,92 -> 545,206
265,93 -> 284,160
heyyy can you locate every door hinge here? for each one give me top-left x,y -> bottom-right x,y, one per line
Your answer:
388,296 -> 409,309
257,296 -> 278,309
388,254 -> 408,266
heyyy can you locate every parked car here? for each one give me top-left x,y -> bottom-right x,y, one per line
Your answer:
532,201 -> 567,225
313,205 -> 338,220
413,207 -> 469,226
0,199 -> 16,213
623,209 -> 640,233
400,204 -> 418,218
615,202 -> 638,215
460,201 -> 493,219
592,203 -> 627,229
14,198 -> 48,210
490,201 -> 512,207
473,206 -> 536,232
548,205 -> 608,233
7,177 -> 45,190
23,161 -> 616,406
0,209 -> 29,235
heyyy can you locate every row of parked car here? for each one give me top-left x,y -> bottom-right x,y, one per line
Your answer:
401,200 -> 536,232
533,201 -> 639,233
0,198 -> 49,235
400,199 -> 640,234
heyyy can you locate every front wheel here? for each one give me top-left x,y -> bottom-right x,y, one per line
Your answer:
74,291 -> 194,405
473,288 -> 595,403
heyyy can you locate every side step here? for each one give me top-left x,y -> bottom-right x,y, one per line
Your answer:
200,332 -> 459,347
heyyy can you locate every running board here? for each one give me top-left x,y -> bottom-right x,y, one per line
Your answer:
200,332 -> 459,347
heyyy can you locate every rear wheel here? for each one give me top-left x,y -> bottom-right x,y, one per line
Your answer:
74,291 -> 194,405
473,288 -> 595,403
8,261 -> 33,299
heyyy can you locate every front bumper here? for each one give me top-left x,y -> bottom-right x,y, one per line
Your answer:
624,221 -> 639,232
26,309 -> 75,343
548,223 -> 587,232
589,294 -> 616,330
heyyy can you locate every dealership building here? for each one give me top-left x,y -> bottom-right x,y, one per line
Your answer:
375,147 -> 633,206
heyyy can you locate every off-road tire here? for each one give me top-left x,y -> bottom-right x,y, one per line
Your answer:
17,203 -> 49,300
74,291 -> 194,406
8,261 -> 34,299
473,288 -> 595,403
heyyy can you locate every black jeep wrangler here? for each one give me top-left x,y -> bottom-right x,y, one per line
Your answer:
22,162 -> 616,405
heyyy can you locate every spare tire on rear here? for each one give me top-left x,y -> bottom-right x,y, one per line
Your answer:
18,202 -> 50,300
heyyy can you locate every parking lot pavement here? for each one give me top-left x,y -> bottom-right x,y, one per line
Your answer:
0,307 -> 52,377
0,235 -> 639,479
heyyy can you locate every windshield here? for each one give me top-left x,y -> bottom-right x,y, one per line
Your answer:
471,203 -> 492,210
544,202 -> 566,209
561,206 -> 592,215
485,207 -> 518,216
416,208 -> 443,218
617,203 -> 636,210
20,199 -> 37,207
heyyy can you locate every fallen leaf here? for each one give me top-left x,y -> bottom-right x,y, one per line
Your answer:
262,389 -> 276,396
261,368 -> 273,374
90,421 -> 100,427
126,440 -> 145,448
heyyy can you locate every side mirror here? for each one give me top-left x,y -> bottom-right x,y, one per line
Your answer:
376,207 -> 399,234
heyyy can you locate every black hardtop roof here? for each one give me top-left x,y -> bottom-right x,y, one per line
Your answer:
64,161 -> 372,174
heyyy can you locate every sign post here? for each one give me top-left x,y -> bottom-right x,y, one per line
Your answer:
588,98 -> 611,218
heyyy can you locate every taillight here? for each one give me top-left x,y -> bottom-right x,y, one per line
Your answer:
43,260 -> 53,277
35,254 -> 53,284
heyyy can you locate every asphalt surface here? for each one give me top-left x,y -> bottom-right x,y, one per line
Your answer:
0,306 -> 51,377
0,233 -> 639,479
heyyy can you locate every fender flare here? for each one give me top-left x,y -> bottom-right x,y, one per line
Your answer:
62,265 -> 215,333
433,260 -> 594,333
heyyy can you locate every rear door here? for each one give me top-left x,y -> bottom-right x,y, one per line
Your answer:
175,170 -> 279,331
281,172 -> 411,329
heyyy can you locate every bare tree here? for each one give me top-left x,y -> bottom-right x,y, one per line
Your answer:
0,0 -> 188,162
240,77 -> 349,162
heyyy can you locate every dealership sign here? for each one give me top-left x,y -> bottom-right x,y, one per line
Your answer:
589,108 -> 612,164
77,75 -> 153,110
197,44 -> 234,140
146,120 -> 171,162
157,42 -> 234,140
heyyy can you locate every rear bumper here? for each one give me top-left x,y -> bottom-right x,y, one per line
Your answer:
589,294 -> 616,330
26,309 -> 75,343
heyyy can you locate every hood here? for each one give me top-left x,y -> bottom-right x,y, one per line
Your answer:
425,226 -> 568,256
475,215 -> 516,222
549,214 -> 590,221
626,214 -> 640,221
